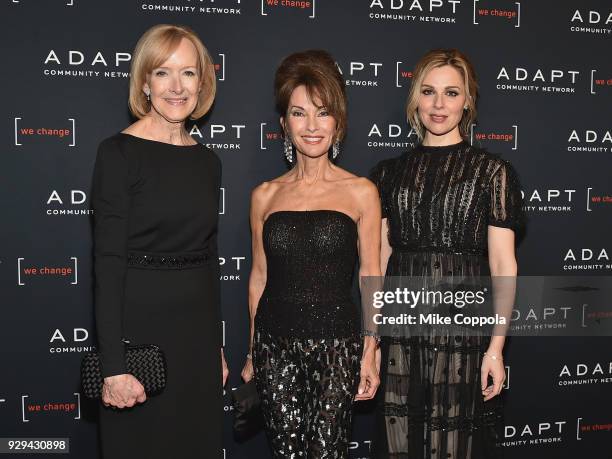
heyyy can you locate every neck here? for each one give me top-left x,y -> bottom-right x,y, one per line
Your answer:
142,111 -> 191,145
294,153 -> 331,184
422,127 -> 463,147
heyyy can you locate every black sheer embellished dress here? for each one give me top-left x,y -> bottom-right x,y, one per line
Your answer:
369,140 -> 523,459
92,133 -> 223,459
253,210 -> 363,458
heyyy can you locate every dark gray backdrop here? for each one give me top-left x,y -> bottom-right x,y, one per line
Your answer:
1,0 -> 611,458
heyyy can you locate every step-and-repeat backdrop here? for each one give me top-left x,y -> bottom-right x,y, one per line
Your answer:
1,1 -> 611,457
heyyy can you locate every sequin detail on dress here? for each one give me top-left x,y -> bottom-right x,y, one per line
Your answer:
254,332 -> 361,458
253,210 -> 363,458
256,210 -> 361,339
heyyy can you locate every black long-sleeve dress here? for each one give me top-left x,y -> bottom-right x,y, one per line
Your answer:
370,140 -> 523,459
92,133 -> 223,459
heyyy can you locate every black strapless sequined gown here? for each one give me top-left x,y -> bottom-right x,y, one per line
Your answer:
370,141 -> 524,459
253,210 -> 363,458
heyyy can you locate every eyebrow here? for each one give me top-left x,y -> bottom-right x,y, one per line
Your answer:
421,84 -> 461,90
154,66 -> 198,70
290,105 -> 329,110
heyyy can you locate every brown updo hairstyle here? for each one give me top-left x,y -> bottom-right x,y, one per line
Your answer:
128,24 -> 217,120
274,49 -> 347,143
406,49 -> 478,141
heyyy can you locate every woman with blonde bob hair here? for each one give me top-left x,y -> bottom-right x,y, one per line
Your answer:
370,49 -> 523,458
92,24 -> 226,458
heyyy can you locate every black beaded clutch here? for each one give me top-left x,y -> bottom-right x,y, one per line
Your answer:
80,344 -> 167,399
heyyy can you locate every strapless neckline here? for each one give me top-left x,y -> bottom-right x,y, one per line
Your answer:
263,209 -> 357,227
257,207 -> 360,338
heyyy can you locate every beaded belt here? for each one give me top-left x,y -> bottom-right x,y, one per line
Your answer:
127,250 -> 212,270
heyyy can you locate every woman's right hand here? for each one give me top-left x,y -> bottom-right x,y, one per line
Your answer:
102,374 -> 146,409
241,357 -> 254,382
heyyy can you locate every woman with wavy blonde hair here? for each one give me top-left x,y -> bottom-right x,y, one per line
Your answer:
370,48 -> 523,458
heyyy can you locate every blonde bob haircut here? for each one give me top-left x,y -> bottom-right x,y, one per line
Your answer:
128,24 -> 216,120
406,49 -> 478,141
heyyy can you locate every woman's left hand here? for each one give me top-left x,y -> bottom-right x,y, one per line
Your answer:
355,348 -> 380,401
481,352 -> 505,401
221,348 -> 229,387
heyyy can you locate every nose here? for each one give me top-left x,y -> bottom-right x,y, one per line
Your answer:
169,74 -> 184,94
306,113 -> 318,132
433,93 -> 444,109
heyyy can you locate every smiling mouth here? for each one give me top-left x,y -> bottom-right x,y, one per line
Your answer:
301,136 -> 324,144
164,98 -> 188,106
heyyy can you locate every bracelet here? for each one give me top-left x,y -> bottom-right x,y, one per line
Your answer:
362,331 -> 381,346
484,352 -> 503,362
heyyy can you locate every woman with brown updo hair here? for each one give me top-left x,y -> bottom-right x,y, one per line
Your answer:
370,49 -> 523,458
240,49 -> 381,457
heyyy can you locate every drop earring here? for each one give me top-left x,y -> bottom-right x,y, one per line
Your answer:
284,134 -> 293,164
332,140 -> 340,159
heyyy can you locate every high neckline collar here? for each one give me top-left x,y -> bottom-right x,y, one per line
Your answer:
418,140 -> 468,153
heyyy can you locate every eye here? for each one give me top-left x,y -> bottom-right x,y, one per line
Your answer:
318,110 -> 329,117
154,70 -> 167,77
446,90 -> 459,97
291,111 -> 304,117
184,70 -> 196,77
421,88 -> 433,95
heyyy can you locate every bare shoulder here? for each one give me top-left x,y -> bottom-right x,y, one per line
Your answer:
251,181 -> 277,206
251,178 -> 287,213
345,175 -> 379,200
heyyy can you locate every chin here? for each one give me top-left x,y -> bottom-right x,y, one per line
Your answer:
425,125 -> 455,137
160,110 -> 191,123
299,149 -> 329,159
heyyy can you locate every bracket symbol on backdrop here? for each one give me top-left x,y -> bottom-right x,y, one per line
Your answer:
217,54 -> 226,82
261,0 -> 315,18
14,117 -> 76,147
17,257 -> 79,286
219,188 -> 225,215
469,124 -> 518,150
503,365 -> 510,390
21,393 -> 81,423
395,62 -> 402,88
588,70 -> 610,95
586,188 -> 592,212
473,1 -> 520,28
12,0 -> 74,5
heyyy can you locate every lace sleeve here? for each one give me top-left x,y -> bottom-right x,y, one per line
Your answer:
489,160 -> 524,232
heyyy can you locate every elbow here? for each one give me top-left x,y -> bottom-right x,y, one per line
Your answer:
489,257 -> 517,277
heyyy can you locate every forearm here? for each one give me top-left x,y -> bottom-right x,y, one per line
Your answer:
361,335 -> 378,359
247,274 -> 266,351
488,255 -> 517,355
